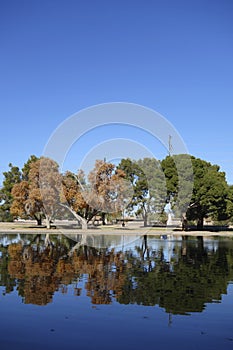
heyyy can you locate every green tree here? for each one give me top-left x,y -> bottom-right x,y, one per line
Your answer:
0,163 -> 21,221
162,155 -> 229,229
118,158 -> 148,225
137,158 -> 167,225
161,154 -> 193,219
226,185 -> 233,224
22,155 -> 39,180
10,155 -> 41,223
187,157 -> 229,228
118,158 -> 167,226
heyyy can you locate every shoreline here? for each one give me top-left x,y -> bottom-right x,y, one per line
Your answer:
0,221 -> 233,237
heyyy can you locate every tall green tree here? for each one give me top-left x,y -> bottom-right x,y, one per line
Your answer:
118,158 -> 167,226
118,158 -> 148,225
162,155 -> 229,229
0,163 -> 21,221
187,157 -> 229,228
137,158 -> 167,225
161,154 -> 193,219
226,185 -> 233,222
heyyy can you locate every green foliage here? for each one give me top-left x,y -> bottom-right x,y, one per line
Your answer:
1,153 -> 233,228
118,157 -> 167,226
0,163 -> 22,221
162,155 -> 230,228
161,156 -> 178,195
137,157 -> 167,221
0,155 -> 39,222
161,154 -> 193,217
186,157 -> 229,228
224,185 -> 233,222
22,155 -> 39,180
117,157 -> 147,207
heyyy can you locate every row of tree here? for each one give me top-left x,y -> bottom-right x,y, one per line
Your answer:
0,154 -> 232,229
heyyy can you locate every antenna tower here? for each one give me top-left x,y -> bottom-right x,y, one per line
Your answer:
168,135 -> 173,156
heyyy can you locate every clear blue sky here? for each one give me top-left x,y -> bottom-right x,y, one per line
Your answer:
1,0 -> 233,184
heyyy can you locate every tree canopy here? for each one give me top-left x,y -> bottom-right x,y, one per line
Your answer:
185,157 -> 229,228
10,157 -> 61,228
0,163 -> 22,221
118,158 -> 167,226
61,160 -> 128,228
161,155 -> 230,229
1,153 -> 233,229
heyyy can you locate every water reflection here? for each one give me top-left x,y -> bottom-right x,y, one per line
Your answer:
0,233 -> 233,315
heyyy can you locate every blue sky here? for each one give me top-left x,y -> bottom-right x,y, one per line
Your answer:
0,0 -> 233,184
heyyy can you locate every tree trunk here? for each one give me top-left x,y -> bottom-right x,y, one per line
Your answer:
35,217 -> 42,226
101,212 -> 106,225
142,203 -> 148,227
60,204 -> 88,229
143,213 -> 148,227
197,216 -> 204,230
181,213 -> 188,231
45,216 -> 51,229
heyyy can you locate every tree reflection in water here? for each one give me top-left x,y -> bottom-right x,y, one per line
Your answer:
0,233 -> 233,315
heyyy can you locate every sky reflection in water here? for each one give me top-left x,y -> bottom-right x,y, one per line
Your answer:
0,233 -> 233,350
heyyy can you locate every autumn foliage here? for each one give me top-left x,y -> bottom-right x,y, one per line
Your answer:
11,157 -> 61,228
10,157 -> 129,229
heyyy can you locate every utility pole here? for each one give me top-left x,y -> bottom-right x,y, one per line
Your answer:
168,135 -> 173,156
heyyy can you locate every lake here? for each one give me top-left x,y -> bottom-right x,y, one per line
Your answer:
0,233 -> 233,350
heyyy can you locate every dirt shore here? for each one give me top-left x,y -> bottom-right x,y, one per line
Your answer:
0,221 -> 233,237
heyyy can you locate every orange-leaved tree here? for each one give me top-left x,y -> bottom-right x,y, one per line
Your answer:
61,160 -> 129,229
11,157 -> 61,228
61,170 -> 90,229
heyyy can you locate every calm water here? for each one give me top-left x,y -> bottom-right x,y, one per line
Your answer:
0,233 -> 233,350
